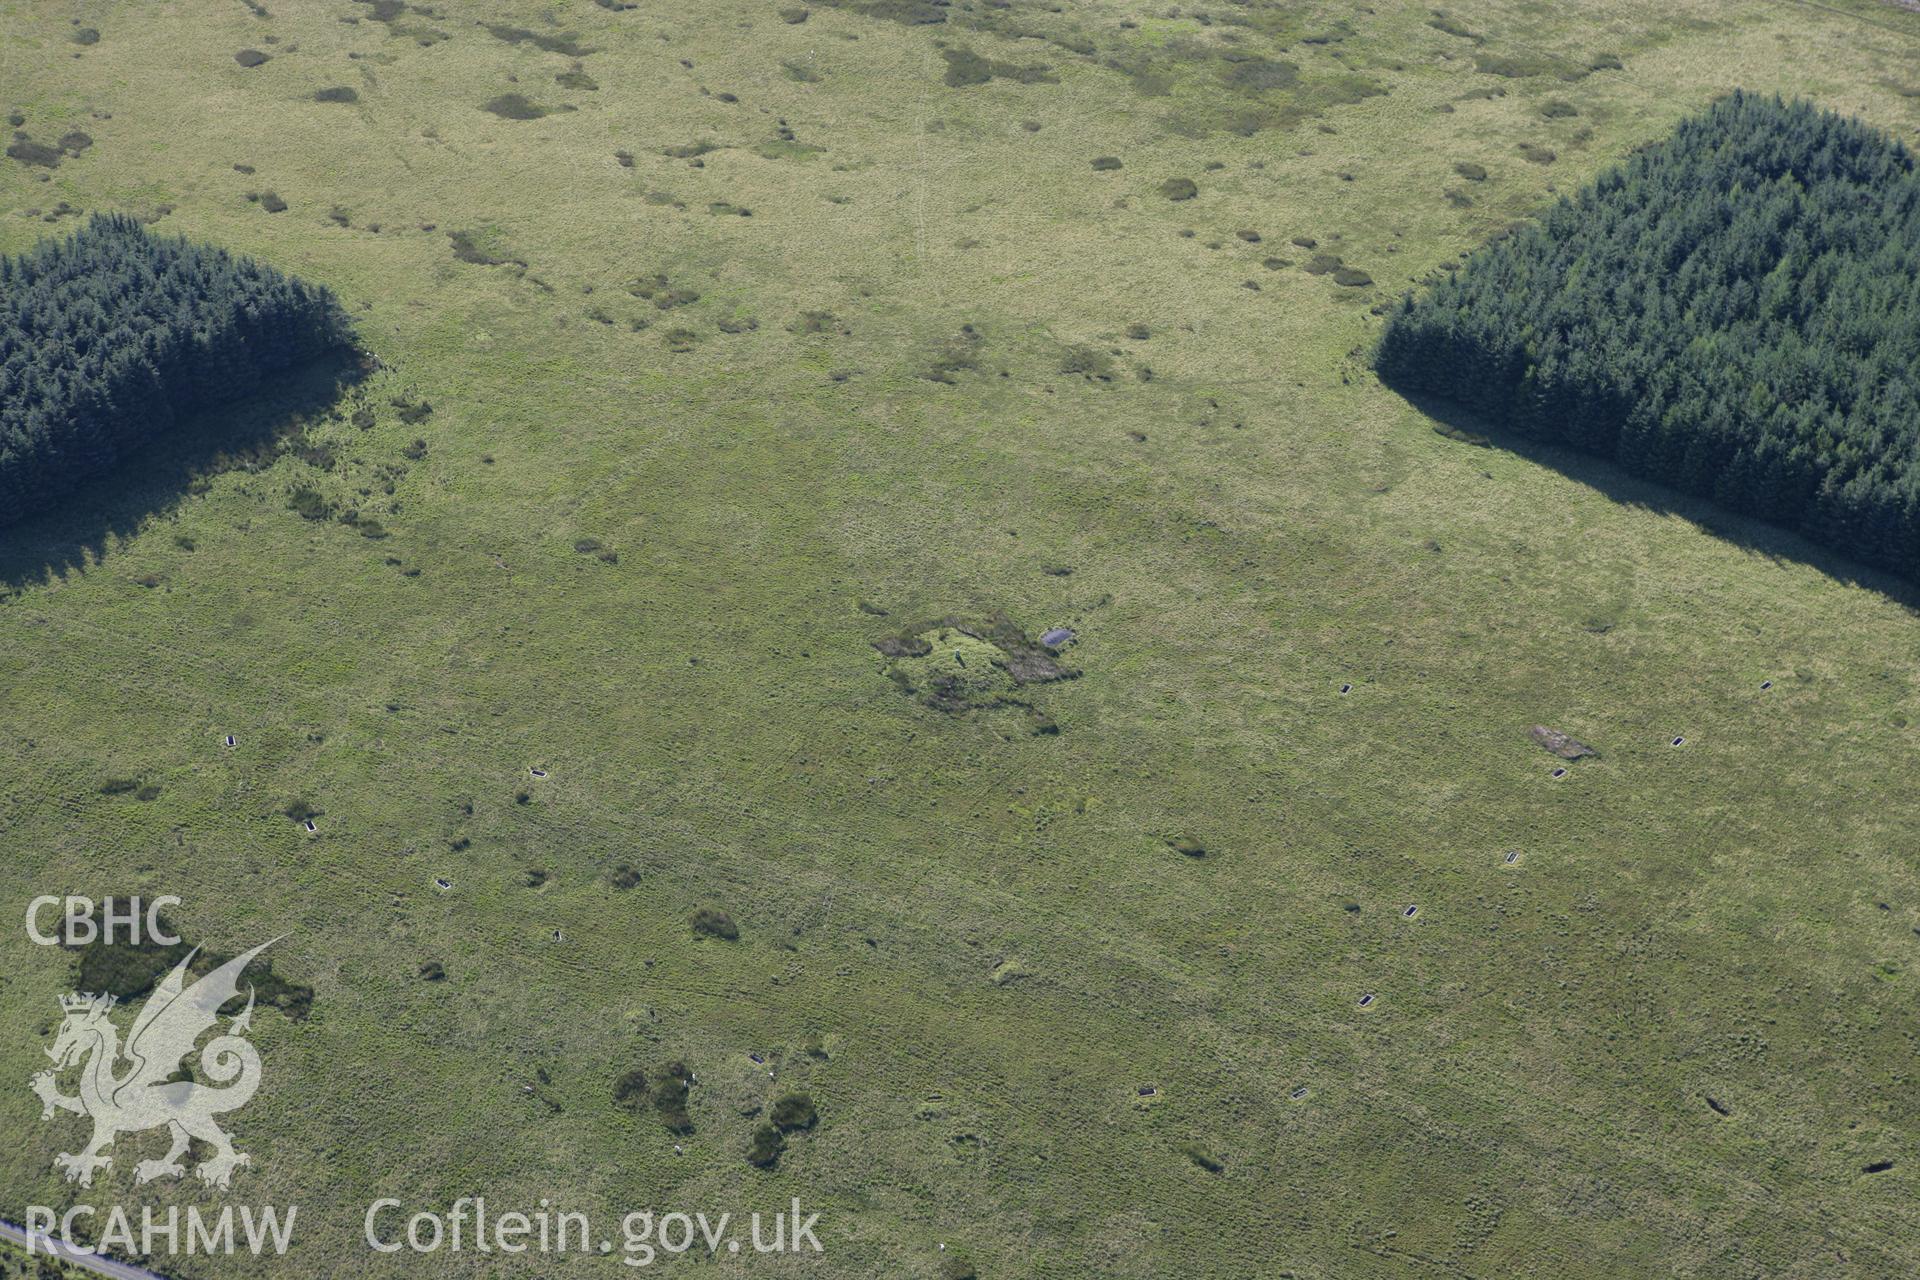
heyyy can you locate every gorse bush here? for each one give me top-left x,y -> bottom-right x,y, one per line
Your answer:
1376,94 -> 1920,579
691,907 -> 738,940
0,215 -> 355,526
612,1069 -> 649,1107
655,1061 -> 694,1134
769,1091 -> 817,1131
746,1122 -> 785,1168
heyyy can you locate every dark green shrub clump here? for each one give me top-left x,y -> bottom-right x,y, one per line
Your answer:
612,1069 -> 649,1107
1376,94 -> 1920,579
746,1123 -> 785,1168
655,1061 -> 694,1133
939,47 -> 1054,88
63,902 -> 314,1017
1182,1142 -> 1225,1172
482,94 -> 547,120
7,138 -> 63,167
0,216 -> 354,528
691,907 -> 738,940
288,486 -> 332,521
769,1091 -> 817,1131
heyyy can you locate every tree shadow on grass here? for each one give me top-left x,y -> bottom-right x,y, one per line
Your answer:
1403,389 -> 1920,613
0,354 -> 367,593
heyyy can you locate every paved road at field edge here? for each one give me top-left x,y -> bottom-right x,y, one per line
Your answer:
0,1219 -> 174,1280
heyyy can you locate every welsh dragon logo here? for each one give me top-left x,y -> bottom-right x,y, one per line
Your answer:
29,941 -> 276,1189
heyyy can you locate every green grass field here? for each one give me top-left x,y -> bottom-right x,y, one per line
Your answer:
4,0 -> 1920,1275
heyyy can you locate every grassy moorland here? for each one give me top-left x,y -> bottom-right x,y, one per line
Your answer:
2,0 -> 1920,1276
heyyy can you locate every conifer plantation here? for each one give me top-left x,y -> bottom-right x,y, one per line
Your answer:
0,215 -> 353,526
1376,93 -> 1920,579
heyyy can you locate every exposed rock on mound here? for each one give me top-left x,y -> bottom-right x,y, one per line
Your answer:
873,612 -> 1078,731
1530,725 -> 1596,759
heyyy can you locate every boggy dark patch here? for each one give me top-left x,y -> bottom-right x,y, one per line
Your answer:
1295,251 -> 1372,287
918,323 -> 986,383
828,0 -> 1381,137
629,272 -> 700,309
6,137 -> 64,168
813,0 -> 951,24
484,24 -> 596,58
60,903 -> 314,1019
1102,24 -> 1386,137
482,93 -> 548,120
1473,50 -> 1590,81
940,46 -> 1056,87
1220,55 -> 1299,93
448,229 -> 527,268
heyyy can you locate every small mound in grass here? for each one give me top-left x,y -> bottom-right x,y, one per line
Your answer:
6,138 -> 64,168
485,24 -> 595,57
692,907 -> 739,940
1530,725 -> 1596,760
482,94 -> 547,120
747,1122 -> 785,1168
236,49 -> 270,67
939,46 -> 1056,88
314,86 -> 360,104
874,612 -> 1077,731
1181,1143 -> 1225,1173
770,1092 -> 817,1131
448,229 -> 526,268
